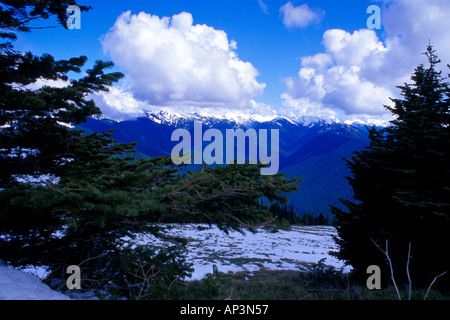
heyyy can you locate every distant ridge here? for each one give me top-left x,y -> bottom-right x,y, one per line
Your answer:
79,111 -> 370,217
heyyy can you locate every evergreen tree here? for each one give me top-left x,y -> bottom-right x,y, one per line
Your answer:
0,1 -> 117,188
331,46 -> 450,289
270,203 -> 328,226
316,212 -> 327,225
0,2 -> 301,298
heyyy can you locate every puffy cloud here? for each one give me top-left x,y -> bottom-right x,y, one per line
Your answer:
92,84 -> 150,121
281,29 -> 393,121
280,0 -> 450,125
280,2 -> 324,29
92,82 -> 278,122
382,0 -> 450,72
100,11 -> 266,114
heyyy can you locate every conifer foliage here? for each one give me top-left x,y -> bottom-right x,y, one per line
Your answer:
0,1 -> 300,298
269,203 -> 328,226
331,46 -> 450,289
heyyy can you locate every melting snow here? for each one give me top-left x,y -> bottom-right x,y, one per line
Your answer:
0,264 -> 70,300
127,224 -> 351,281
0,224 -> 350,299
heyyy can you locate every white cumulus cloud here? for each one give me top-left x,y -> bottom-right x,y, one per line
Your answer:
99,11 -> 266,116
280,2 -> 324,29
280,0 -> 450,125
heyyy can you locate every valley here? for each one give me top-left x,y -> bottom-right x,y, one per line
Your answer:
79,111 -> 371,216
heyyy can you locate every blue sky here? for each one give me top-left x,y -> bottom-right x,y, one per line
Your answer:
14,0 -> 450,124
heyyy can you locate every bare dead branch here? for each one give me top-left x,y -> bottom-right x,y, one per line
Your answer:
78,254 -> 107,267
406,243 -> 412,300
224,287 -> 234,300
168,273 -> 183,291
42,179 -> 65,194
371,239 -> 402,300
168,173 -> 211,196
424,271 -> 447,300
223,211 -> 278,230
128,260 -> 161,300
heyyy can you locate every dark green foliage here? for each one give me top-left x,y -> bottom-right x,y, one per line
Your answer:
305,211 -> 328,225
269,203 -> 329,225
0,46 -> 124,187
79,115 -> 370,216
0,1 -> 121,188
180,268 -> 449,300
0,137 -> 299,298
331,46 -> 450,290
109,245 -> 194,300
180,261 -> 350,300
270,203 -> 300,225
0,0 -> 91,35
0,1 -> 300,299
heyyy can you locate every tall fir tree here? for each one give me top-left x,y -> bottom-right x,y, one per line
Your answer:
331,46 -> 450,290
0,1 -> 117,188
0,1 -> 300,298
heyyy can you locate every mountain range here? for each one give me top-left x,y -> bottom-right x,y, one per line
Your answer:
78,111 -> 371,217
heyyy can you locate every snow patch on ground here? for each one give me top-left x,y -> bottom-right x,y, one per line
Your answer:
0,264 -> 70,300
0,224 -> 350,299
127,224 -> 351,281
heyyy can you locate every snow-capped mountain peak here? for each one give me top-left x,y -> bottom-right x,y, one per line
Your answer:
145,109 -> 268,124
143,109 -> 339,128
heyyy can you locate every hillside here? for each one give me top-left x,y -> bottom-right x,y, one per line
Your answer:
78,111 -> 370,217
